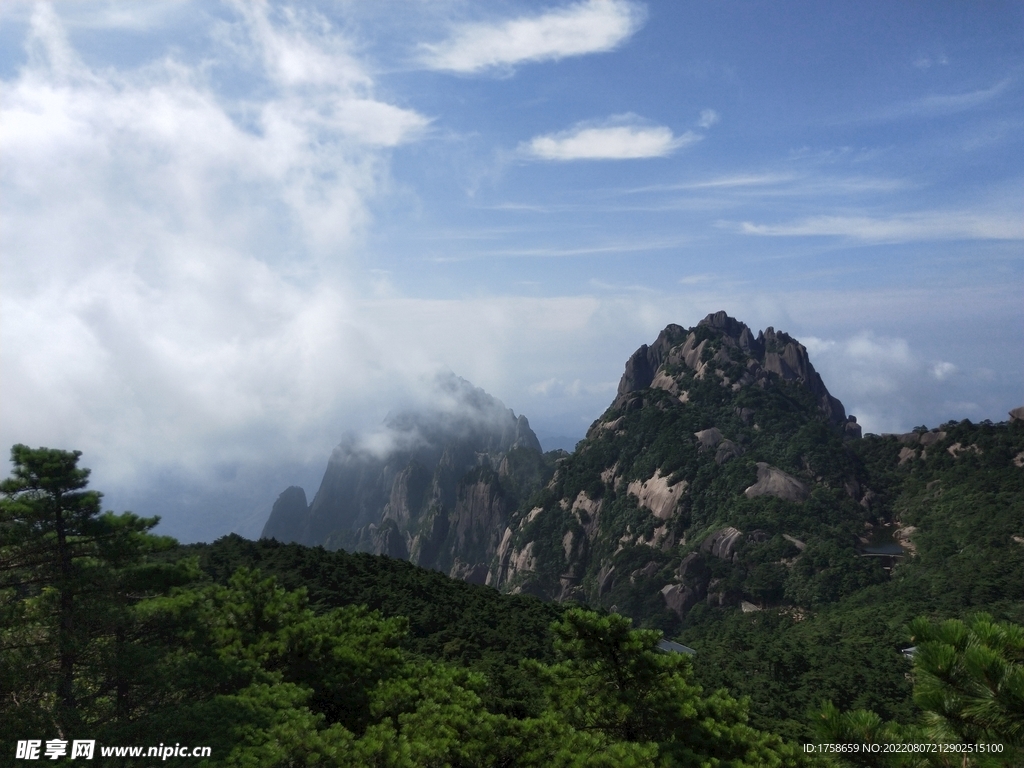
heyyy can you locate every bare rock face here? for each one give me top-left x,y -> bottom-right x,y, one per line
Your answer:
1010,406 -> 1024,423
626,469 -> 688,520
260,486 -> 309,542
844,416 -> 862,440
701,527 -> 744,560
615,324 -> 688,399
715,440 -> 743,465
695,428 -> 724,451
677,552 -> 708,580
661,583 -> 705,618
449,559 -> 489,585
744,463 -> 810,503
613,312 -> 849,427
918,430 -> 947,448
263,372 -> 544,580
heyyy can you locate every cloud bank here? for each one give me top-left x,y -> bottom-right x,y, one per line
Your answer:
0,2 -> 428,489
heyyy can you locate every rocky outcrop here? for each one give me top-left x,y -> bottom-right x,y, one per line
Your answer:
701,527 -> 744,560
744,463 -> 810,503
262,373 -> 546,580
615,324 -> 688,400
947,442 -> 982,458
261,486 -> 309,543
694,427 -> 743,464
449,559 -> 489,585
614,312 -> 849,427
695,428 -> 724,451
626,469 -> 687,520
894,525 -> 918,556
844,416 -> 862,440
661,583 -> 705,617
1009,406 -> 1024,423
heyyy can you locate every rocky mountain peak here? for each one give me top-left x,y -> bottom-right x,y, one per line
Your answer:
261,372 -> 545,581
615,311 -> 850,427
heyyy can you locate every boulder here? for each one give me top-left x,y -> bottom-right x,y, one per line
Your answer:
844,416 -> 862,440
898,447 -> 918,465
661,583 -> 704,618
743,463 -> 810,503
694,428 -> 724,451
715,439 -> 743,465
701,527 -> 743,560
1010,406 -> 1024,423
677,552 -> 707,580
735,407 -> 755,423
918,430 -> 947,447
632,561 -> 662,582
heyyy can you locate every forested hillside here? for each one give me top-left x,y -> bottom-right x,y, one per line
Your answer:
1,446 -> 816,766
478,313 -> 1024,743
2,444 -> 1023,766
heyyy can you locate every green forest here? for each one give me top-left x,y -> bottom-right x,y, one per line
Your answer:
2,444 -> 1023,766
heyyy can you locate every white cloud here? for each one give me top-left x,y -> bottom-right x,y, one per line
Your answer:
697,108 -> 719,128
0,2 -> 429,489
523,115 -> 697,161
420,0 -> 644,73
789,328 -> 1001,435
736,212 -> 1024,242
800,336 -> 836,356
529,377 -> 616,398
0,0 -> 192,31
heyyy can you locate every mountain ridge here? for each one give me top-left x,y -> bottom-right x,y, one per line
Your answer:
260,371 -> 548,582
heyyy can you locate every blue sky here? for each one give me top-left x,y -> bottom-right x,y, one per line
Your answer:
1,1 -> 1021,541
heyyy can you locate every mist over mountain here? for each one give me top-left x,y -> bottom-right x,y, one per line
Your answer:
262,371 -> 546,582
260,311 -> 1023,691
263,311 -> 872,590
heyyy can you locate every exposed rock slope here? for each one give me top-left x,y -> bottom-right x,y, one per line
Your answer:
261,372 -> 549,581
489,312 -> 873,621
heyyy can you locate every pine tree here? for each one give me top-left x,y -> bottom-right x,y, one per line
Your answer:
910,614 -> 1024,755
0,445 -> 179,736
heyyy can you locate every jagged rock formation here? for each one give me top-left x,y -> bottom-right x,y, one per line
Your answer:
260,373 -> 549,582
253,309 -> 1024,659
488,311 -> 878,622
614,310 -> 847,426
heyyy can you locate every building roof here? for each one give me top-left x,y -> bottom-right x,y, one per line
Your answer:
658,639 -> 696,655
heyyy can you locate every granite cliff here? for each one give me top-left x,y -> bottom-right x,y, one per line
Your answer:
261,372 -> 550,583
489,311 -> 872,620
